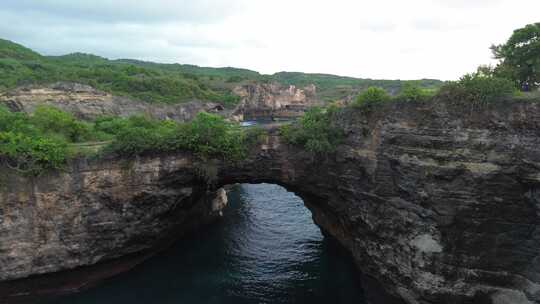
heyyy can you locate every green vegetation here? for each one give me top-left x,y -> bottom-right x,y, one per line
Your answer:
352,74 -> 517,108
0,105 -> 265,175
100,112 -> 269,161
0,38 -> 443,107
0,106 -> 92,175
0,39 -> 41,60
0,130 -> 68,175
272,72 -> 441,102
104,112 -> 248,160
348,23 -> 540,106
0,41 -> 241,106
353,87 -> 391,107
491,22 -> 540,91
3,21 -> 538,173
398,83 -> 435,102
437,72 -> 517,104
30,106 -> 99,142
280,106 -> 343,154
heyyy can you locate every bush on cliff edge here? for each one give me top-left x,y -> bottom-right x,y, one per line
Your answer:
103,112 -> 248,161
280,106 -> 343,154
0,105 -> 266,176
353,87 -> 391,108
437,72 -> 517,104
0,106 -> 70,175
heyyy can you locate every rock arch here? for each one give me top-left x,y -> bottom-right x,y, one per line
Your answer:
2,101 -> 540,304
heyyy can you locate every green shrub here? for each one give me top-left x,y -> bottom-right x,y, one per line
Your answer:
0,106 -> 102,175
354,87 -> 391,107
102,116 -> 176,156
280,107 -> 343,154
180,112 -> 245,160
0,131 -> 69,175
106,126 -> 160,156
31,106 -> 94,142
104,112 -> 250,161
0,106 -> 36,135
398,83 -> 433,102
438,73 -> 516,104
0,105 -> 267,175
93,116 -> 130,137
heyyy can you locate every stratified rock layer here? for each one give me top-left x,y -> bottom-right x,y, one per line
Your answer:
232,83 -> 320,120
0,82 -> 225,121
1,99 -> 540,304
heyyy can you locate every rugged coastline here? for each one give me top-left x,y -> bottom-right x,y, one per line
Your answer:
0,82 -> 322,123
2,99 -> 540,303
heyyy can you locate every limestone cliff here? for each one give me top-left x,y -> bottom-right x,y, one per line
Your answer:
1,99 -> 540,304
232,83 -> 321,120
0,82 -> 320,123
0,82 -> 225,121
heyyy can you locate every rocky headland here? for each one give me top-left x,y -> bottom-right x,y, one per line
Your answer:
232,83 -> 321,121
1,97 -> 540,304
0,82 -> 322,123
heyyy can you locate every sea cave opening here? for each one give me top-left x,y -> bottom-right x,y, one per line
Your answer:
46,183 -> 366,304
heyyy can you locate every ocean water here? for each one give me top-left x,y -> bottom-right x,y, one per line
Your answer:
49,184 -> 366,304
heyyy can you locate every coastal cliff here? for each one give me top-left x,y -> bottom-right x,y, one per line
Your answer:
0,82 -> 321,123
232,83 -> 321,120
1,99 -> 540,304
0,82 -> 225,122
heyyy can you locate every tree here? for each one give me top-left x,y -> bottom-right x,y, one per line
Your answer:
354,87 -> 390,107
491,23 -> 540,91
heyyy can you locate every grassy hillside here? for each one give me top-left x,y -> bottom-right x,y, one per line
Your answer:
0,39 -> 42,60
0,38 -> 443,105
272,72 -> 441,101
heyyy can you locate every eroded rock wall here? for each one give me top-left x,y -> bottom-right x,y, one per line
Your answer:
315,100 -> 540,304
232,83 -> 320,120
0,82 -> 224,121
218,99 -> 540,303
1,99 -> 540,304
0,155 -> 228,284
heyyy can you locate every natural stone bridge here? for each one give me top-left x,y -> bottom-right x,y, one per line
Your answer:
1,100 -> 540,304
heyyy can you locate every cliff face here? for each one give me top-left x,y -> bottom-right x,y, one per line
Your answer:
0,82 -> 225,121
232,83 -> 321,120
0,82 -> 320,123
1,100 -> 540,304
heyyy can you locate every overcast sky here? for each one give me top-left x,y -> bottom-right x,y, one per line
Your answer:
1,0 -> 538,80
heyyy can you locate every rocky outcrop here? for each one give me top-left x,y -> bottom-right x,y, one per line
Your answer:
232,83 -> 320,120
0,82 -> 225,121
1,99 -> 540,303
0,82 -> 321,123
0,156 -> 229,302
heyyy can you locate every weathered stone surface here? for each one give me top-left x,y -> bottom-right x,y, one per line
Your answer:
0,82 -> 225,121
0,82 -> 323,123
0,155 -> 228,293
1,99 -> 540,304
233,83 -> 321,120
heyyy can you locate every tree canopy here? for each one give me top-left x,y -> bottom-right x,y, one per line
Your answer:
491,22 -> 540,90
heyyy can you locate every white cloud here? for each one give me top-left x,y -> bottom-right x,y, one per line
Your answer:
0,0 -> 538,80
1,0 -> 242,23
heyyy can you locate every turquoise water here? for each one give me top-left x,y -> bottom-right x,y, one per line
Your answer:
49,184 -> 366,304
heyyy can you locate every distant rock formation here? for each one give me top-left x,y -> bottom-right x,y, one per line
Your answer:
232,83 -> 321,120
0,82 -> 225,122
0,82 -> 321,123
